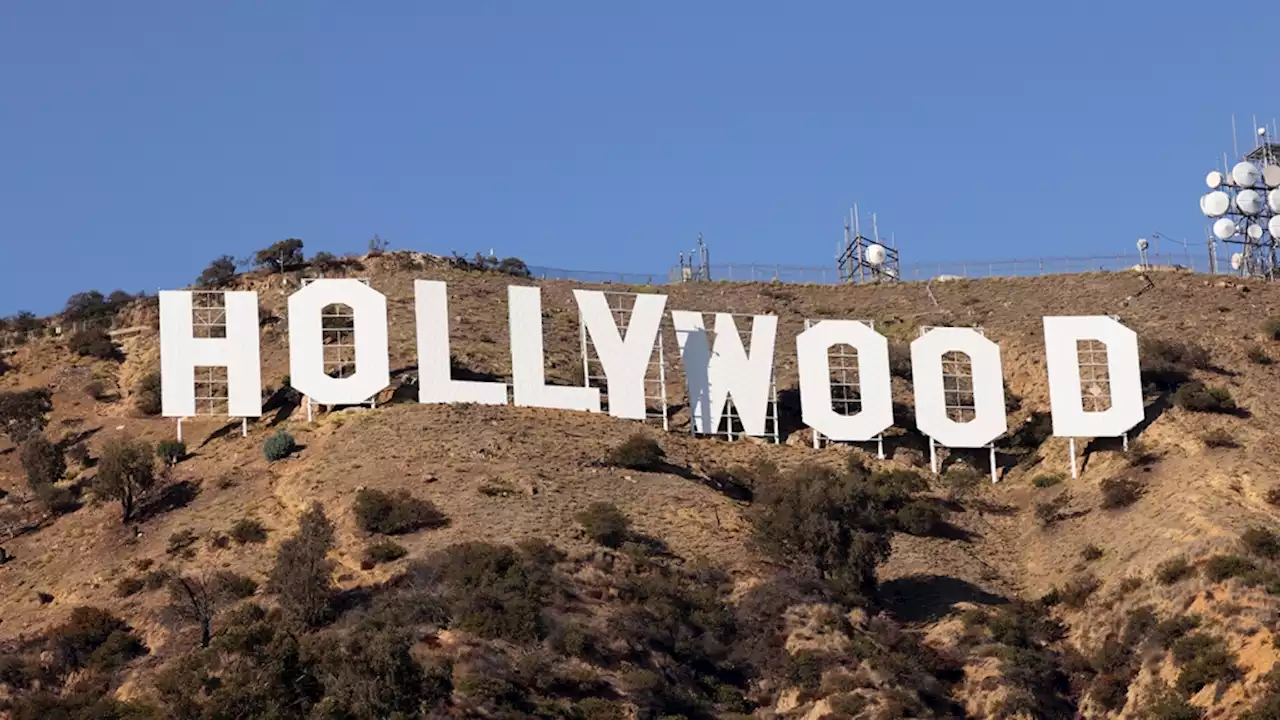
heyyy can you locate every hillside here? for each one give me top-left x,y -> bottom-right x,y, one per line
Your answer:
3,251 -> 1280,718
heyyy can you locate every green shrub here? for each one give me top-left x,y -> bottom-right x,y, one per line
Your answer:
1140,338 -> 1211,391
156,439 -> 186,468
230,518 -> 268,544
215,571 -> 258,599
1032,473 -> 1063,489
48,606 -> 147,672
1142,689 -> 1205,720
361,539 -> 409,568
1173,381 -> 1238,414
1175,637 -> 1239,696
263,430 -> 297,461
1152,615 -> 1201,649
604,433 -> 664,470
941,465 -> 982,500
575,502 -> 631,548
353,488 -> 448,535
1081,544 -> 1104,562
1156,556 -> 1196,585
1241,526 -> 1280,560
1203,554 -> 1257,582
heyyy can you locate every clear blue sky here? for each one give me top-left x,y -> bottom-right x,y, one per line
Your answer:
1,1 -> 1274,315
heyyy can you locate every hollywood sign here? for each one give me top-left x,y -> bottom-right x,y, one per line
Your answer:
158,278 -> 1144,454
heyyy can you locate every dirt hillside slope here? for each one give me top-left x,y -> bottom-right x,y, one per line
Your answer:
3,252 -> 1280,718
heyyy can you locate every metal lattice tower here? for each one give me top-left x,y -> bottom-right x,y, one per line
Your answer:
1200,116 -> 1280,279
837,205 -> 900,284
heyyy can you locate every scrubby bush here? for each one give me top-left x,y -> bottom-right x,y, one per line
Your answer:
1174,635 -> 1239,696
1265,316 -> 1280,342
167,529 -> 198,557
1059,574 -> 1100,609
750,462 -> 923,605
576,502 -> 631,548
263,429 -> 297,461
941,464 -> 982,500
20,435 -> 65,495
1247,344 -> 1273,365
0,388 -> 53,442
255,239 -> 305,272
1035,491 -> 1072,527
84,379 -> 108,400
134,371 -> 162,415
156,439 -> 186,468
1156,556 -> 1196,585
1032,473 -> 1063,489
197,255 -> 238,287
1140,338 -> 1211,391
1081,544 -> 1104,562
67,327 -> 120,361
423,541 -> 558,643
48,606 -> 147,673
267,502 -> 336,627
116,576 -> 146,597
1201,428 -> 1238,448
895,500 -> 944,536
361,539 -> 408,568
1242,526 -> 1280,560
1173,381 -> 1237,414
1100,476 -> 1144,509
604,433 -> 664,470
887,342 -> 912,379
353,488 -> 448,535
230,518 -> 268,544
95,436 -> 156,523
1203,554 -> 1257,582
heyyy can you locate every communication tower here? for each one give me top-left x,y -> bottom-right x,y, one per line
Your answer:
677,233 -> 711,282
837,205 -> 900,284
1199,116 -> 1280,278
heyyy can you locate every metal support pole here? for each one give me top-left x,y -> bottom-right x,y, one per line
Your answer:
176,418 -> 184,443
989,444 -> 997,483
241,418 -> 248,438
929,437 -> 938,474
876,435 -> 885,460
1122,432 -> 1129,451
1069,438 -> 1079,479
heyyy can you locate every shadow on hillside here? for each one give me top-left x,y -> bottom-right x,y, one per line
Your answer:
200,421 -> 245,448
137,480 -> 200,523
56,427 -> 101,452
879,574 -> 1009,624
262,386 -> 302,427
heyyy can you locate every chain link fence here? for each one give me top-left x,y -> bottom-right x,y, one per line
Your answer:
529,251 -> 1217,287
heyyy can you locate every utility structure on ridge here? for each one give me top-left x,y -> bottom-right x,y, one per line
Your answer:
675,233 -> 711,282
1199,115 -> 1280,279
837,204 -> 900,284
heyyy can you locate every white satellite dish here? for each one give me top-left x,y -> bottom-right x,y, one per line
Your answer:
1206,170 -> 1224,189
1231,252 -> 1244,270
1237,189 -> 1263,215
1264,165 -> 1280,189
1268,215 -> 1280,237
1213,218 -> 1238,240
1247,223 -> 1264,241
865,243 -> 887,266
1201,190 -> 1231,217
1232,161 -> 1261,187
1270,188 -> 1280,213
1136,238 -> 1149,251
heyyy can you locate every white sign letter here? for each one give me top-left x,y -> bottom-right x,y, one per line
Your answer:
509,285 -> 600,412
911,327 -> 1006,447
796,320 -> 893,442
1044,316 -> 1144,437
288,279 -> 390,405
415,280 -> 507,405
159,291 -> 262,417
573,290 -> 667,420
671,311 -> 777,436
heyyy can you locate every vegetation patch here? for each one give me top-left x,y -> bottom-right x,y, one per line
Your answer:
353,488 -> 448,535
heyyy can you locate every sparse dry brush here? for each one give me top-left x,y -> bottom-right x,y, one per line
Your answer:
605,433 -> 665,470
353,487 -> 448,535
